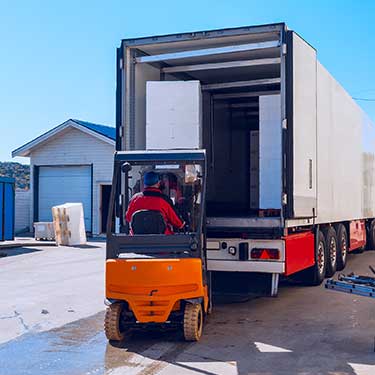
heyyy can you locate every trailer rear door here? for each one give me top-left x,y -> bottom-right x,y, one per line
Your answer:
288,32 -> 317,218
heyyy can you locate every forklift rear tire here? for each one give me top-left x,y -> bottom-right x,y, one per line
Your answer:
104,303 -> 126,341
183,303 -> 203,341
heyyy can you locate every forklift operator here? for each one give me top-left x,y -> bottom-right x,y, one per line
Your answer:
125,171 -> 185,234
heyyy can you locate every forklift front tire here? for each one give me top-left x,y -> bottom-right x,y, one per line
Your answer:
183,303 -> 203,341
104,303 -> 126,342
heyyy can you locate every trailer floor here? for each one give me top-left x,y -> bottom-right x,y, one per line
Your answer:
1,248 -> 375,374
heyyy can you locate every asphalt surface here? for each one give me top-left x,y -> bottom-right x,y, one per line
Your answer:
1,244 -> 375,374
0,242 -> 105,344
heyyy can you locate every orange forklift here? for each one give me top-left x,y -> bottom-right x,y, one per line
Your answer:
104,150 -> 210,342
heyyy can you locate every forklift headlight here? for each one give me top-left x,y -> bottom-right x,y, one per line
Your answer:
228,246 -> 237,256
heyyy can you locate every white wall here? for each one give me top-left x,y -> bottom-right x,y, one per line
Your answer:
15,189 -> 31,233
134,63 -> 160,150
29,127 -> 114,234
259,94 -> 282,209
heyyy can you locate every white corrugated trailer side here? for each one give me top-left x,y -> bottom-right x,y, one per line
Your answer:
315,62 -> 375,225
116,23 -> 375,291
286,34 -> 375,227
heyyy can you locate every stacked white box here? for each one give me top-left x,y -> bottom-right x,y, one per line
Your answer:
52,203 -> 86,246
146,81 -> 202,149
34,222 -> 55,240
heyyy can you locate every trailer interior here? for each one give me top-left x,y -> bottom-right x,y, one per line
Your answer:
121,24 -> 285,227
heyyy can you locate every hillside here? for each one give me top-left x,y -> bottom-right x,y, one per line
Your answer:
0,162 -> 30,189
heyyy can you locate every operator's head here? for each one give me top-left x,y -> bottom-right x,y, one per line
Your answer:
143,171 -> 160,188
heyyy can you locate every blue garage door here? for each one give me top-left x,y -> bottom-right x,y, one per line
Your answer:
38,166 -> 92,231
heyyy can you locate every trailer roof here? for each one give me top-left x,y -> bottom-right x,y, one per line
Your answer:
121,23 -> 286,47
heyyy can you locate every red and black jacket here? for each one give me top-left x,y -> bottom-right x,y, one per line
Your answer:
125,187 -> 184,234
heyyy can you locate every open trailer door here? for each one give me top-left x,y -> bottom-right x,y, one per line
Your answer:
287,31 -> 317,219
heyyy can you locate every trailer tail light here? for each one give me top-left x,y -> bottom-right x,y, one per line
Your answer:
251,248 -> 280,260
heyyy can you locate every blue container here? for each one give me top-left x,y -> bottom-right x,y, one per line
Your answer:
0,177 -> 15,241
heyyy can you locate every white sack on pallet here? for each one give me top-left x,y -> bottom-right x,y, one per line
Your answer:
52,203 -> 86,246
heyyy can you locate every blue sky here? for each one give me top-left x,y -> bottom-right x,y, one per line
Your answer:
1,0 -> 375,162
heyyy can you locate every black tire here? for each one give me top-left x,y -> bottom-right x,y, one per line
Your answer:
304,230 -> 327,286
183,303 -> 203,341
335,224 -> 348,271
323,226 -> 337,277
104,303 -> 126,342
367,219 -> 375,250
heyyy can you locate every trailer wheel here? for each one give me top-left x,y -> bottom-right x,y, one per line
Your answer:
368,220 -> 375,250
304,230 -> 327,286
183,303 -> 203,341
104,303 -> 127,342
335,224 -> 348,271
323,226 -> 337,277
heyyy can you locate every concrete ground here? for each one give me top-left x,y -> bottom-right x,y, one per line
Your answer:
0,242 -> 105,344
0,236 -> 55,249
1,245 -> 375,374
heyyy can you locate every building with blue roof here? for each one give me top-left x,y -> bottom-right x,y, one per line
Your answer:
71,119 -> 116,141
12,119 -> 116,235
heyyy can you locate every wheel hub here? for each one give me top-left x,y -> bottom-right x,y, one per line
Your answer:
330,237 -> 337,265
318,241 -> 325,274
341,236 -> 347,259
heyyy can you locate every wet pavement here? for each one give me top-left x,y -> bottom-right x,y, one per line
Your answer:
0,242 -> 105,344
2,251 -> 375,374
0,313 -> 105,375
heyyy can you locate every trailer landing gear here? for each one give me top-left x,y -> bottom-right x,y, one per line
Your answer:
271,273 -> 279,297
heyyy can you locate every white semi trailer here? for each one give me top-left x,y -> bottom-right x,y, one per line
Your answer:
113,23 -> 375,293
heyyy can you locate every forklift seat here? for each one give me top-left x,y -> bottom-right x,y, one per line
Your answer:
131,210 -> 167,234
